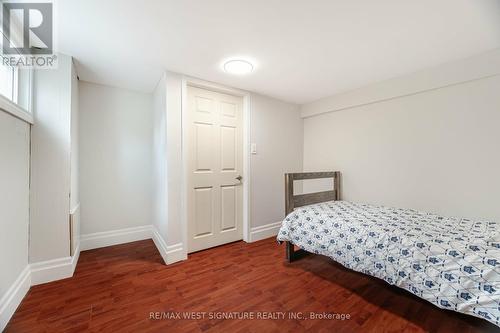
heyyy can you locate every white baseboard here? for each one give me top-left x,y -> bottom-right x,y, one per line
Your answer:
0,266 -> 31,332
249,221 -> 282,242
2,225 -> 185,330
80,225 -> 152,251
81,225 -> 185,264
1,245 -> 81,329
71,243 -> 81,275
152,227 -> 186,265
165,243 -> 186,264
152,227 -> 168,263
30,244 -> 81,286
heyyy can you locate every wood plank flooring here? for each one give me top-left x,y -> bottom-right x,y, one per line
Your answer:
6,238 -> 500,333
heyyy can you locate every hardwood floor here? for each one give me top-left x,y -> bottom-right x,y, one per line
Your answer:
6,238 -> 499,333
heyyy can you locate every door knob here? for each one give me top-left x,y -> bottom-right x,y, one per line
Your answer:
235,175 -> 243,182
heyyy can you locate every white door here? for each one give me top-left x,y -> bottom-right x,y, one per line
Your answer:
186,86 -> 243,253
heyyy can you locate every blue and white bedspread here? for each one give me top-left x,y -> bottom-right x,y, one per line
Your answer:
277,201 -> 500,326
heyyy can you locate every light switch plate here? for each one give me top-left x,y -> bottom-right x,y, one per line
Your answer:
251,143 -> 257,154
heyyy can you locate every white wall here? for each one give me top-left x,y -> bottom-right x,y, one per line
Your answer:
150,72 -> 186,263
1,55 -> 81,329
80,72 -> 302,256
152,74 -> 168,240
151,74 -> 303,256
0,110 -> 30,319
30,54 -> 73,263
250,93 -> 303,227
79,81 -> 154,235
303,72 -> 500,220
165,73 -> 184,247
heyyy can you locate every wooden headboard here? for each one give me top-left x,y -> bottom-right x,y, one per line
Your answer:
283,171 -> 341,262
285,171 -> 341,216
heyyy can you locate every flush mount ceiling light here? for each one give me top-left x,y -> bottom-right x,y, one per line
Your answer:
223,59 -> 254,75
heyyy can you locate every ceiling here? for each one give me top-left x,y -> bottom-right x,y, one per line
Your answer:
58,0 -> 500,104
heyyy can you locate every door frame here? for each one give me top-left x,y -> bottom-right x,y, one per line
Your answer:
181,77 -> 251,254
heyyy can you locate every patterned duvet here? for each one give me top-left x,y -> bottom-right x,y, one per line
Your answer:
277,201 -> 500,326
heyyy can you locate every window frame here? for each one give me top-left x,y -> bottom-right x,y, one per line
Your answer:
0,56 -> 33,124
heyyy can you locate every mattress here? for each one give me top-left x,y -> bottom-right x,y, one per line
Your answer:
277,200 -> 500,326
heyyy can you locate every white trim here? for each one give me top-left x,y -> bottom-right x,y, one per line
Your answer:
1,224 -> 190,329
242,93 -> 251,243
0,266 -> 31,332
80,225 -> 185,264
165,243 -> 185,264
30,243 -> 80,286
152,226 -> 169,264
1,246 -> 81,329
181,77 -> 252,253
69,203 -> 81,257
70,202 -> 80,215
249,221 -> 282,242
12,67 -> 19,104
71,244 -> 81,275
301,49 -> 500,118
181,76 -> 189,260
80,225 -> 152,251
152,227 -> 186,265
0,94 -> 33,124
1,225 -> 188,329
186,77 -> 249,96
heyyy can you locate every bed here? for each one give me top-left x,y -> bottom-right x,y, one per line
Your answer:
277,171 -> 500,327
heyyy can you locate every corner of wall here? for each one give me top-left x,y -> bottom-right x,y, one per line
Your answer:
30,242 -> 81,286
300,49 -> 500,118
151,225 -> 186,265
0,242 -> 82,330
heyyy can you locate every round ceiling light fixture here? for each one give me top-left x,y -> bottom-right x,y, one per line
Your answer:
223,59 -> 254,75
